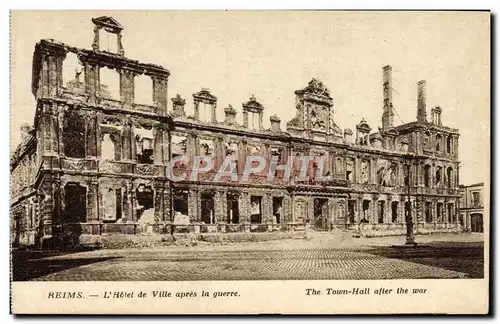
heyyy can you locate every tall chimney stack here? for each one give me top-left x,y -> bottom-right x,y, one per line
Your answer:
417,80 -> 427,122
382,65 -> 395,130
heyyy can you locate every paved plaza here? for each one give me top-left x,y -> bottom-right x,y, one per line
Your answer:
12,233 -> 484,281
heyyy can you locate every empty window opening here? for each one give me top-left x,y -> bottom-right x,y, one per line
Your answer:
361,160 -> 370,184
424,164 -> 431,187
134,74 -> 153,105
248,112 -> 260,130
100,67 -> 120,100
64,183 -> 87,223
472,192 -> 480,207
62,52 -> 85,93
404,165 -> 410,187
199,102 -> 212,122
199,139 -> 214,157
136,185 -> 154,222
272,197 -> 283,224
99,29 -> 118,53
435,134 -> 442,152
436,202 -> 443,222
313,198 -> 329,230
200,192 -> 215,224
135,128 -> 154,164
346,158 -> 354,181
101,133 -> 117,161
404,201 -> 412,222
446,135 -> 453,154
63,111 -> 86,158
173,189 -> 189,220
447,203 -> 455,223
425,201 -> 432,223
362,200 -> 370,223
378,201 -> 385,224
102,188 -> 118,222
227,193 -> 240,224
435,167 -> 443,187
446,167 -> 453,188
347,200 -> 356,224
171,135 -> 188,159
250,196 -> 262,223
391,201 -> 398,223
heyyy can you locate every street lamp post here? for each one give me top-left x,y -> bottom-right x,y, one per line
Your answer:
404,154 -> 416,246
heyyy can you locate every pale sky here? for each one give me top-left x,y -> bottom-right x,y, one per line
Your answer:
10,11 -> 490,185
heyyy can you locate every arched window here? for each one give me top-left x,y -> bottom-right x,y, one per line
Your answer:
424,164 -> 431,187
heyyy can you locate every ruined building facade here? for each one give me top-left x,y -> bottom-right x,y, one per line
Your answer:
10,17 -> 461,248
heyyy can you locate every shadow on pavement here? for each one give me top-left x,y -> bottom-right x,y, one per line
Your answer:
11,249 -> 120,281
364,241 -> 484,278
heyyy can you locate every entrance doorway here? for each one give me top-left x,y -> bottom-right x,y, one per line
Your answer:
313,198 -> 329,230
470,213 -> 483,233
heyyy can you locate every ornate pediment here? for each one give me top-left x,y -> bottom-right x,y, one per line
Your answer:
92,16 -> 123,32
295,78 -> 332,99
193,88 -> 217,103
242,94 -> 264,112
356,118 -> 371,133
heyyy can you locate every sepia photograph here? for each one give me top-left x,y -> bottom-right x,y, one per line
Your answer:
9,10 -> 490,314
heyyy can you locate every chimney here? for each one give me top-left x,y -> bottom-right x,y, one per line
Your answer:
344,128 -> 353,144
269,114 -> 281,132
170,94 -> 186,118
224,105 -> 237,126
382,65 -> 395,130
417,80 -> 427,122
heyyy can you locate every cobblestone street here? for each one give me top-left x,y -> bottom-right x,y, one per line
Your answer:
13,233 -> 484,281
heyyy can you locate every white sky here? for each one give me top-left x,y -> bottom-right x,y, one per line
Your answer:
10,11 -> 490,185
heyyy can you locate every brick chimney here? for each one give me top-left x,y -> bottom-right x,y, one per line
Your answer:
382,65 -> 395,130
417,80 -> 427,122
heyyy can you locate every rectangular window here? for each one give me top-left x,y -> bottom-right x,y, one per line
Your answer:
472,192 -> 480,207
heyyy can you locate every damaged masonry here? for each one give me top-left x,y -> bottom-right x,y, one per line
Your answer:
11,16 -> 464,249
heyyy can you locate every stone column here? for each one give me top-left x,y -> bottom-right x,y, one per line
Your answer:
120,69 -> 135,104
262,193 -> 272,223
239,192 -> 251,223
399,197 -> 405,224
283,195 -> 292,223
194,101 -> 200,120
328,197 -> 335,228
214,191 -> 224,224
370,195 -> 377,224
153,128 -> 164,165
188,189 -> 199,223
355,157 -> 361,183
153,184 -> 163,222
86,181 -> 99,222
357,198 -> 363,223
163,187 -> 172,222
243,111 -> 249,128
307,197 -> 314,225
84,62 -> 99,104
86,113 -> 98,158
122,119 -> 133,161
129,185 -> 137,222
371,158 -> 377,184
